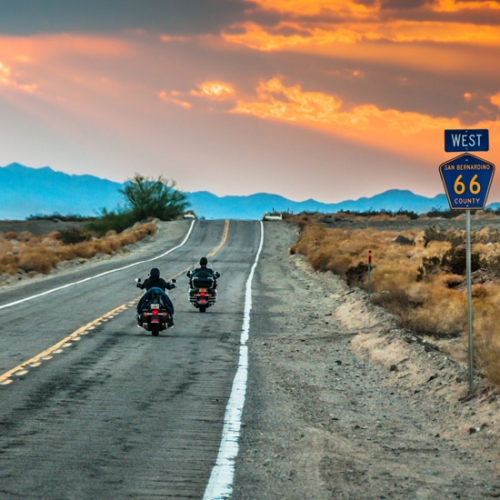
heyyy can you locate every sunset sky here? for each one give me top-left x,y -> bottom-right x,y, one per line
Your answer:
1,0 -> 500,203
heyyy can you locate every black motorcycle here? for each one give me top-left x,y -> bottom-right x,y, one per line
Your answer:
135,278 -> 176,336
188,270 -> 220,313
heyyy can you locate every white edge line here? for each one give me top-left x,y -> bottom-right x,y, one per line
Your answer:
203,220 -> 264,500
0,220 -> 196,311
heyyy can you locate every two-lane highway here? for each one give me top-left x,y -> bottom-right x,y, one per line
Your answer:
0,219 -> 262,499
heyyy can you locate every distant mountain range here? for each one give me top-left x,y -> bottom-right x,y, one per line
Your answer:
0,163 -> 488,220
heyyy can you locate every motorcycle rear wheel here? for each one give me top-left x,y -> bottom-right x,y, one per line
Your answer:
199,306 -> 206,313
151,324 -> 160,336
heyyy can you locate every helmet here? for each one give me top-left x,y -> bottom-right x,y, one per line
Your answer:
199,257 -> 208,266
149,267 -> 160,277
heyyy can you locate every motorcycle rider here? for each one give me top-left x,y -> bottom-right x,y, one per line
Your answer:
137,267 -> 175,327
187,257 -> 220,289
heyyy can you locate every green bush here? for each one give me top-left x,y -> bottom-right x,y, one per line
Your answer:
57,228 -> 92,245
120,174 -> 189,221
84,209 -> 136,236
27,213 -> 96,222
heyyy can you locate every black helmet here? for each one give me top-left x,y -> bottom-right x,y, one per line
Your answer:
149,267 -> 160,277
199,257 -> 208,266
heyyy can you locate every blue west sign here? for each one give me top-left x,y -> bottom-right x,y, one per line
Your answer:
444,129 -> 489,152
439,153 -> 495,210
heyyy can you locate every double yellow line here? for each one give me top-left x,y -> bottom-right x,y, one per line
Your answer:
0,220 -> 230,386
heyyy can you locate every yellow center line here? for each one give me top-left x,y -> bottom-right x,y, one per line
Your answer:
0,220 -> 230,385
0,304 -> 127,384
207,220 -> 229,258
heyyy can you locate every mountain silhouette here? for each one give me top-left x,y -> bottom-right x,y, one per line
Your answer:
0,163 -> 126,220
1,163 -> 454,220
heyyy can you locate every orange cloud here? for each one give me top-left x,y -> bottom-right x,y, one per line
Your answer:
231,78 -> 500,161
223,20 -> 500,53
158,90 -> 192,109
433,0 -> 500,12
190,81 -> 235,99
249,0 -> 500,16
223,22 -> 363,51
160,35 -> 190,43
0,60 -> 37,93
491,92 -> 500,109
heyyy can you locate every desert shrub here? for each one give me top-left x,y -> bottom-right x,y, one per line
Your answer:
346,262 -> 370,287
4,231 -> 18,240
0,221 -> 156,277
416,255 -> 441,281
56,228 -> 92,245
395,209 -> 419,220
17,250 -> 59,274
372,288 -> 420,327
84,209 -> 136,236
27,213 -> 97,222
423,227 -> 464,247
17,231 -> 34,242
441,246 -> 484,275
417,247 -> 484,280
423,208 -> 462,219
0,253 -> 19,275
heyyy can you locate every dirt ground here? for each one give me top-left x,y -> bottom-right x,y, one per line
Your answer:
2,218 -> 500,498
232,221 -> 500,500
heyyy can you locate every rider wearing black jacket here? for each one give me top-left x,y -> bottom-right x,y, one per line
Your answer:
137,268 -> 175,326
187,257 -> 219,289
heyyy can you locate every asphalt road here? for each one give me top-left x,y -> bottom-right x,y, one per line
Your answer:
0,220 -> 262,500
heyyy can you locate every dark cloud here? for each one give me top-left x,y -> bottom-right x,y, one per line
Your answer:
379,0 -> 431,9
0,0 -> 248,35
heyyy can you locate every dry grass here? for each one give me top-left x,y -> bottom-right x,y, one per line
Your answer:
0,222 -> 156,278
291,219 -> 500,389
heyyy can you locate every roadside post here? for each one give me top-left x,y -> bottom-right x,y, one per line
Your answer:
367,250 -> 372,301
440,129 -> 494,396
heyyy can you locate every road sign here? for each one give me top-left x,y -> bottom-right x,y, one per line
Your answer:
439,153 -> 495,210
445,129 -> 489,152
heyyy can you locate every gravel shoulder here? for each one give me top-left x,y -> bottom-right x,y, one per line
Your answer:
233,220 -> 500,500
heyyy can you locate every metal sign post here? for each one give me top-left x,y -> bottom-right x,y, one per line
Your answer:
439,147 -> 495,396
367,250 -> 372,300
466,210 -> 474,396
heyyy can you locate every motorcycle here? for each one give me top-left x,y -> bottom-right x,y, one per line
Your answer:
188,270 -> 220,313
135,278 -> 176,336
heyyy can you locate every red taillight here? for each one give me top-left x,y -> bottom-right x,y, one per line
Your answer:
200,292 -> 206,296
152,309 -> 159,316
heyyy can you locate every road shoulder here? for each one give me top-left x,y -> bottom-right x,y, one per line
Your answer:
233,220 -> 500,500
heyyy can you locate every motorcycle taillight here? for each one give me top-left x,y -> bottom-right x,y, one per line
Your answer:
152,309 -> 159,315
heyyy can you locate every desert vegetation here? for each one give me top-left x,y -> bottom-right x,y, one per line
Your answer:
289,212 -> 500,388
0,174 -> 189,282
0,222 -> 156,281
86,174 -> 189,235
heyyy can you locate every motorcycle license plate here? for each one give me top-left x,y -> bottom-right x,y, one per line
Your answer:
150,303 -> 160,309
